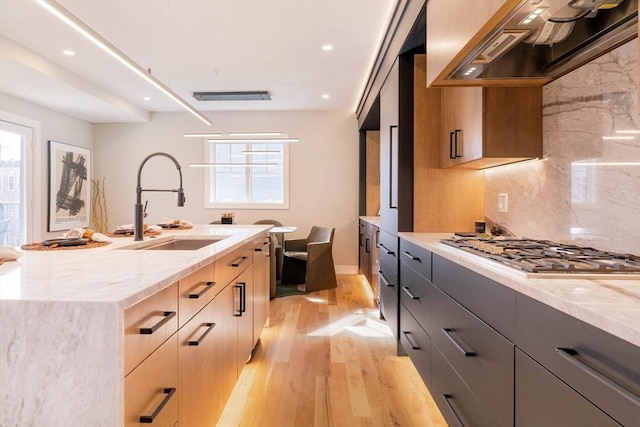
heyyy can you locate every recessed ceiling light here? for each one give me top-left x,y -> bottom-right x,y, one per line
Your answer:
143,96 -> 151,101
322,94 -> 330,99
62,49 -> 75,56
322,45 -> 333,51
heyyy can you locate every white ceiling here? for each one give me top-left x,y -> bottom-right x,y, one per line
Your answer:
0,0 -> 395,124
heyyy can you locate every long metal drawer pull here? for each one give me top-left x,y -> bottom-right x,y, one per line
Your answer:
441,394 -> 464,427
442,328 -> 476,357
454,129 -> 462,158
140,311 -> 176,335
234,285 -> 243,317
402,286 -> 419,300
378,271 -> 394,287
556,347 -> 640,405
188,322 -> 216,346
140,387 -> 176,423
402,331 -> 420,350
449,131 -> 456,160
376,243 -> 395,256
240,282 -> 247,313
402,251 -> 421,262
189,281 -> 215,299
231,256 -> 248,267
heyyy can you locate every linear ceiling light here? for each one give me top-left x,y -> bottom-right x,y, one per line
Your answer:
229,132 -> 283,137
37,0 -> 212,126
242,150 -> 281,154
205,138 -> 299,143
183,132 -> 222,138
189,162 -> 278,167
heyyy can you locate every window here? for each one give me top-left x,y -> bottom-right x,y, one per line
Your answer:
204,141 -> 289,209
0,117 -> 37,246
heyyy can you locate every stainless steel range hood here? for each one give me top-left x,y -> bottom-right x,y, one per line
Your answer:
447,0 -> 638,82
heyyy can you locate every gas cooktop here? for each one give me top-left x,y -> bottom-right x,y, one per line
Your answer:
440,237 -> 640,277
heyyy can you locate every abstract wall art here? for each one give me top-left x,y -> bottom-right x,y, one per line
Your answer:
48,140 -> 90,232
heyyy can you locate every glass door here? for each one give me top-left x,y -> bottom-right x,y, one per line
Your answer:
0,120 -> 34,247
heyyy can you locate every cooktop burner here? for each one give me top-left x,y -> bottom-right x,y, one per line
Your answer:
440,238 -> 640,275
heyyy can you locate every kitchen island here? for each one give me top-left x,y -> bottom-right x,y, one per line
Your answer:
0,224 -> 271,427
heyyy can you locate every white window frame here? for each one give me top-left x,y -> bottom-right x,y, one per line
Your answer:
0,111 -> 42,243
203,140 -> 290,209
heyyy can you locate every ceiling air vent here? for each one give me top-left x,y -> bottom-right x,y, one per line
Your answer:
192,91 -> 271,101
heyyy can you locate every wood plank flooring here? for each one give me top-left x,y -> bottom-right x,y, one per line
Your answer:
217,274 -> 447,427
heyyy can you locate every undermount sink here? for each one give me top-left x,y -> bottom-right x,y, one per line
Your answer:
120,237 -> 227,251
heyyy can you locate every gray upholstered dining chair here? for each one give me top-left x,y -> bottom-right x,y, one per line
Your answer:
281,226 -> 337,293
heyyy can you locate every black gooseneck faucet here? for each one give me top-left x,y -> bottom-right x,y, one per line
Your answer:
134,152 -> 185,241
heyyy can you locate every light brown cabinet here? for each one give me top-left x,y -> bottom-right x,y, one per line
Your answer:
124,283 -> 179,426
253,235 -> 270,341
440,86 -> 542,169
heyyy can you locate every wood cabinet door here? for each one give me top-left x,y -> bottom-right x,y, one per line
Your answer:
441,87 -> 483,167
213,282 -> 239,422
253,239 -> 270,344
178,301 -> 216,427
236,265 -> 255,368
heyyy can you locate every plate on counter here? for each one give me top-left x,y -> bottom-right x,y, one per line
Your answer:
157,223 -> 181,229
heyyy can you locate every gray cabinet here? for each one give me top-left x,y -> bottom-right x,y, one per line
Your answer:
515,349 -> 620,427
358,220 -> 379,302
516,294 -> 640,426
378,229 -> 399,341
398,237 -> 640,426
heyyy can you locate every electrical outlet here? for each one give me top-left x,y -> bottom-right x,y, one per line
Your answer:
498,193 -> 508,212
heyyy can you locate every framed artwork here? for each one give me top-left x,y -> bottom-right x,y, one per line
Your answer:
48,140 -> 91,232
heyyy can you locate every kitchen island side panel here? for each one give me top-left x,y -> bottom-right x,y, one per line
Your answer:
0,300 -> 122,426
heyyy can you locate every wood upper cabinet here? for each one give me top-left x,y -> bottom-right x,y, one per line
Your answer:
440,86 -> 542,169
426,0 -> 507,87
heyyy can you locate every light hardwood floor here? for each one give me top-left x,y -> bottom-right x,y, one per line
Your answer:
217,274 -> 447,427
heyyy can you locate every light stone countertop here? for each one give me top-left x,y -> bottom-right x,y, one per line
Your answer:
399,232 -> 640,348
359,216 -> 380,227
0,224 -> 270,309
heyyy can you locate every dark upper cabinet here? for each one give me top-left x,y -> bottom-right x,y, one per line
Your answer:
379,55 -> 414,236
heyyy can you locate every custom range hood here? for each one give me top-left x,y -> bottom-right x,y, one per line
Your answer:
448,0 -> 638,82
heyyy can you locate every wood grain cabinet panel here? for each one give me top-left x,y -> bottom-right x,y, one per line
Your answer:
178,300 -> 216,427
440,86 -> 542,169
178,263 -> 216,328
253,235 -> 270,343
125,333 -> 178,427
215,242 -> 253,289
213,280 -> 239,423
125,282 -> 178,375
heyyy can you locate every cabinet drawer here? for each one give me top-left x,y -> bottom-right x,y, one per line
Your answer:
125,283 -> 178,375
377,229 -> 398,282
431,345 -> 496,427
215,242 -> 254,287
516,348 -> 620,427
432,254 -> 515,341
399,261 -> 432,329
178,263 -> 216,328
516,294 -> 640,426
400,303 -> 431,384
399,239 -> 431,281
379,272 -> 398,340
125,333 -> 178,427
431,283 -> 514,427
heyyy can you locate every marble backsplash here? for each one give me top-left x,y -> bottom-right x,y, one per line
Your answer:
485,39 -> 640,255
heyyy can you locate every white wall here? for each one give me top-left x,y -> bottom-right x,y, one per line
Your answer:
0,93 -> 94,242
93,110 -> 360,271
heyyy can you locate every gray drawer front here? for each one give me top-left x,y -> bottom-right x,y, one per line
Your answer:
431,283 -> 514,427
516,349 -> 620,427
516,294 -> 640,426
378,229 -> 398,283
399,238 -> 431,281
431,345 -> 496,427
379,272 -> 398,340
399,262 -> 432,329
432,254 -> 515,341
400,303 -> 431,385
